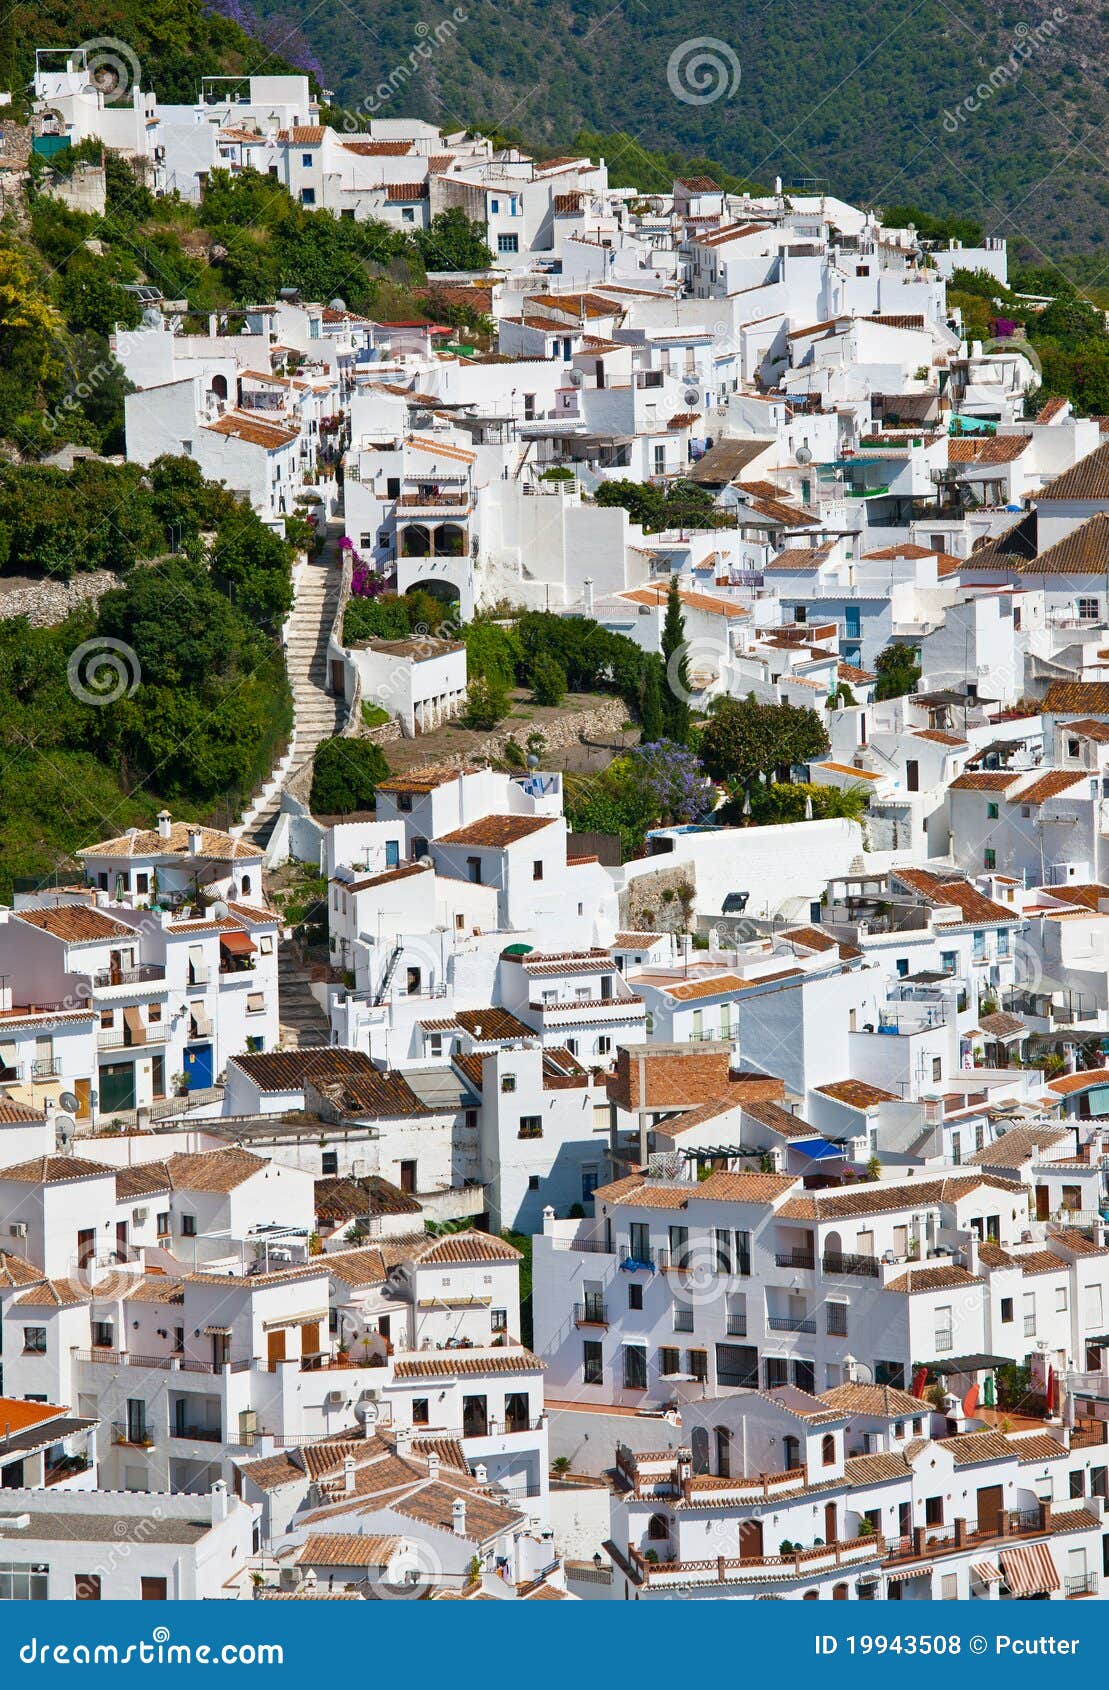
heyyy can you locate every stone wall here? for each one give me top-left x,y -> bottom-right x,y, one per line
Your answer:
618,861 -> 697,936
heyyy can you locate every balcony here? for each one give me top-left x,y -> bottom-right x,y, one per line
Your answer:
97,1025 -> 169,1049
625,1534 -> 883,1590
1065,1573 -> 1099,1597
528,994 -> 645,1021
573,1301 -> 608,1327
566,1236 -> 613,1255
112,1422 -> 154,1448
29,1058 -> 61,1080
775,1250 -> 815,1270
92,964 -> 166,990
767,1315 -> 816,1333
171,1422 -> 222,1443
726,1315 -> 747,1336
823,1251 -> 880,1278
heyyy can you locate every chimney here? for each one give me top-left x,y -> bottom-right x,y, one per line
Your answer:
542,1205 -> 556,1235
157,809 -> 172,840
474,1463 -> 487,1484
211,1478 -> 228,1523
451,1497 -> 467,1537
395,1426 -> 413,1455
964,1233 -> 978,1277
343,1456 -> 356,1495
427,1452 -> 440,1481
186,826 -> 202,858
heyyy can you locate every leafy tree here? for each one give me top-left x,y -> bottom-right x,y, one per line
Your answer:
210,512 -> 295,623
638,656 -> 666,740
309,737 -> 390,815
628,740 -> 714,825
463,675 -> 510,729
875,643 -> 922,701
462,620 -> 520,692
1029,295 -> 1105,352
414,209 -> 494,272
698,696 -> 830,786
530,653 -> 566,706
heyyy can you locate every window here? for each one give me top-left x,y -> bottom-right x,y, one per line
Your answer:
527,1175 -> 540,1191
22,1327 -> 46,1355
1001,1296 -> 1014,1323
628,1283 -> 643,1311
1057,1286 -> 1069,1313
300,188 -> 316,205
734,1230 -> 751,1276
987,802 -> 999,820
1024,1291 -> 1036,1336
301,152 -> 313,166
1078,598 -> 1099,621
497,233 -> 519,254
1070,1471 -> 1085,1499
402,207 -> 415,222
668,1226 -> 690,1269
156,1212 -> 170,1239
925,1495 -> 944,1526
74,1573 -> 101,1600
934,1305 -> 953,1352
135,873 -> 149,896
821,1433 -> 836,1467
941,951 -> 957,975
140,1577 -> 167,1600
180,1215 -> 196,1237
623,1344 -> 647,1390
500,1074 -> 516,1093
321,1151 -> 338,1176
518,1115 -> 542,1139
1068,738 -> 1082,759
0,1563 -> 48,1600
532,860 -> 543,881
688,1349 -> 708,1381
659,1346 -> 680,1375
826,1303 -> 848,1336
984,848 -> 996,871
896,958 -> 909,978
412,1398 -> 429,1425
246,992 -> 265,1014
91,1321 -> 114,1350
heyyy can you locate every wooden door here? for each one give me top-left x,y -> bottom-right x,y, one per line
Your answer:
1035,1185 -> 1050,1220
301,1322 -> 320,1363
140,1577 -> 167,1600
267,1328 -> 286,1369
739,1518 -> 763,1560
976,1484 -> 1004,1534
824,1501 -> 838,1543
74,1078 -> 91,1119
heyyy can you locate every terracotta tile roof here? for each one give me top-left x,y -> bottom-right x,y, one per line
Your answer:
414,1231 -> 521,1264
676,176 -> 721,192
689,1171 -> 797,1203
914,728 -> 966,747
205,411 -> 300,449
0,1397 -> 69,1433
815,1079 -> 898,1109
890,868 -> 1015,926
376,765 -> 466,794
392,1350 -> 542,1379
342,864 -> 429,894
162,1148 -> 268,1194
664,967 -> 803,1002
15,1268 -> 140,1307
0,1250 -> 46,1288
340,139 -> 413,155
619,584 -> 747,619
843,1450 -> 913,1485
739,1099 -> 822,1140
948,435 -> 1031,464
933,1429 -> 1014,1464
1007,1433 -> 1068,1462
279,125 -> 325,145
316,1070 -> 439,1120
0,1154 -> 114,1184
296,1533 -> 400,1567
612,932 -> 665,948
115,1163 -> 173,1201
949,770 -> 1021,791
838,662 -> 876,683
392,1481 -> 522,1544
14,906 -> 137,943
1043,679 -> 1109,713
1037,444 -> 1109,501
819,1382 -> 925,1418
1018,1250 -> 1069,1276
435,815 -> 554,848
314,1175 -> 421,1225
885,1265 -> 983,1294
405,433 -> 477,464
384,182 -> 429,202
592,1175 -> 698,1210
79,823 -> 260,862
977,1012 -> 1029,1041
776,1174 -> 1022,1222
1062,718 -> 1109,744
228,1048 -> 378,1094
1047,1065 -> 1109,1096
1012,770 -> 1085,805
781,925 -> 838,953
451,1007 -> 533,1041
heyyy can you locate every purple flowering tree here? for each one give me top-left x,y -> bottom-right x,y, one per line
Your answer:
629,740 -> 715,827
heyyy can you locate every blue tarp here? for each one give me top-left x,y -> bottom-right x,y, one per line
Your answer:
793,1138 -> 845,1161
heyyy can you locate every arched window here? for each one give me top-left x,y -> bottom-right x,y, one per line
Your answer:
783,1435 -> 800,1470
803,1589 -> 819,1600
241,874 -> 252,898
210,373 -> 228,401
822,1433 -> 837,1467
832,1583 -> 849,1601
647,1514 -> 669,1541
690,1426 -> 710,1475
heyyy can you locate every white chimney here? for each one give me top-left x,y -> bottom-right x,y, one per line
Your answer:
344,1456 -> 356,1495
157,809 -> 172,840
395,1426 -> 413,1455
211,1478 -> 228,1523
427,1452 -> 440,1481
474,1463 -> 488,1484
451,1497 -> 467,1537
186,826 -> 202,858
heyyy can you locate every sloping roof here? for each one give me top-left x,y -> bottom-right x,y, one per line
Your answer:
890,867 -> 1015,926
435,815 -> 554,848
815,1079 -> 898,1109
686,438 -> 772,485
1047,1065 -> 1109,1096
392,1350 -> 542,1378
315,1175 -> 421,1225
79,823 -> 260,862
162,1148 -> 268,1194
1013,770 -> 1086,805
0,1154 -> 114,1184
1043,680 -> 1109,714
884,1265 -> 983,1294
228,1048 -> 378,1094
1036,444 -> 1109,502
14,906 -> 137,943
948,435 -> 1030,465
818,1383 -> 925,1419
999,1542 -> 1061,1596
296,1533 -> 401,1567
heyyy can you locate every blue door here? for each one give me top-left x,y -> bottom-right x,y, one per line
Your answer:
184,1044 -> 213,1090
385,839 -> 400,869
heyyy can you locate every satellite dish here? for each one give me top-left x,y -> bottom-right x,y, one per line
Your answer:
58,1091 -> 81,1115
413,410 -> 434,428
55,1114 -> 77,1152
526,754 -> 539,770
795,445 -> 813,465
329,297 -> 347,312
210,900 -> 230,921
568,368 -> 585,387
141,306 -> 161,329
683,388 -> 701,408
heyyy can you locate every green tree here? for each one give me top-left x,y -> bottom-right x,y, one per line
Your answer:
210,513 -> 295,623
463,675 -> 510,729
310,737 -> 390,815
660,578 -> 692,743
638,656 -> 666,740
414,208 -> 494,272
530,653 -> 566,706
875,643 -> 922,701
698,695 -> 829,786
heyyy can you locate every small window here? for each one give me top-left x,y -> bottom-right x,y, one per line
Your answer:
246,992 -> 265,1013
987,802 -> 999,819
91,1320 -> 114,1350
301,188 -> 316,206
501,1075 -> 516,1093
984,848 -> 996,871
156,1211 -> 170,1238
518,1115 -> 543,1139
23,1326 -> 46,1354
821,1433 -> 836,1466
497,233 -> 519,254
628,1283 -> 643,1310
180,1214 -> 197,1238
527,1174 -> 540,1191
1000,1296 -> 1013,1323
135,873 -> 149,895
533,860 -> 544,881
925,1495 -> 943,1526
301,152 -> 313,167
491,1308 -> 507,1332
321,1151 -> 338,1176
1067,739 -> 1081,759
259,935 -> 274,955
412,1398 -> 429,1425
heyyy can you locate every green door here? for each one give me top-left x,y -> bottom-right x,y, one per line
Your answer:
98,1061 -> 136,1113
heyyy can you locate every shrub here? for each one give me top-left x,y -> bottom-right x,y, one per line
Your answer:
463,676 -> 510,730
531,653 -> 567,706
309,737 -> 391,815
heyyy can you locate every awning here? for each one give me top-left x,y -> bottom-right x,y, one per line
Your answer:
999,1543 -> 1060,1597
0,1041 -> 18,1068
202,1325 -> 232,1336
885,1564 -> 929,1582
122,1005 -> 146,1044
971,1561 -> 1002,1584
262,1310 -> 328,1329
793,1138 -> 845,1161
219,930 -> 256,956
919,1352 -> 1010,1374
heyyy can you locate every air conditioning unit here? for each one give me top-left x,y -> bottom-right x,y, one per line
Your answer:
133,1207 -> 149,1224
9,1223 -> 26,1238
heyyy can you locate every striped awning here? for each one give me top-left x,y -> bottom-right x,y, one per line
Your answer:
971,1561 -> 1002,1584
262,1310 -> 328,1329
999,1543 -> 1060,1596
884,1564 -> 929,1582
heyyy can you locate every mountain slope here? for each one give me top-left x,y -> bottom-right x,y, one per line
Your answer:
252,0 -> 1104,252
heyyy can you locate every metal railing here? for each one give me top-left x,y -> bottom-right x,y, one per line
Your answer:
112,1422 -> 154,1447
170,1423 -> 222,1443
767,1315 -> 816,1333
823,1252 -> 880,1278
726,1315 -> 747,1336
573,1302 -> 608,1325
775,1250 -> 816,1270
92,965 -> 166,988
1065,1573 -> 1098,1597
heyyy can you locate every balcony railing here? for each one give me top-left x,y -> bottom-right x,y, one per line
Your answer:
97,1025 -> 169,1049
775,1250 -> 815,1270
565,1236 -> 614,1255
112,1422 -> 154,1447
823,1251 -> 880,1278
767,1315 -> 817,1333
627,1534 -> 882,1589
30,1058 -> 60,1080
171,1423 -> 222,1443
726,1315 -> 747,1336
92,965 -> 166,989
573,1301 -> 608,1326
1065,1573 -> 1099,1597
935,1331 -> 954,1353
